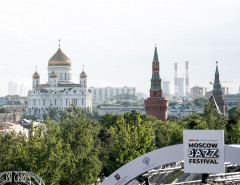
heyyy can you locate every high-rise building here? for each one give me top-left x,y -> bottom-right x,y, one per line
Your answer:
20,84 -> 26,96
221,87 -> 229,95
190,86 -> 207,100
144,46 -> 168,121
27,42 -> 92,115
212,61 -> 225,116
8,81 -> 14,95
162,81 -> 170,95
178,78 -> 184,97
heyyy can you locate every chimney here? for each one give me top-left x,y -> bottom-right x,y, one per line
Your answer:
174,63 -> 178,96
185,61 -> 189,96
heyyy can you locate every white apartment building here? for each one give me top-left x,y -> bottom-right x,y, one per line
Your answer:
89,86 -> 136,103
190,86 -> 208,100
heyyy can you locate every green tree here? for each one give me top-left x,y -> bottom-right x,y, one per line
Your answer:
0,108 -> 11,113
59,105 -> 102,185
154,119 -> 183,148
193,98 -> 208,107
48,108 -> 64,122
203,99 -> 226,129
101,111 -> 155,175
226,103 -> 240,144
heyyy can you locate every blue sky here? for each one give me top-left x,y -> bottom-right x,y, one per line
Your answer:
0,0 -> 239,96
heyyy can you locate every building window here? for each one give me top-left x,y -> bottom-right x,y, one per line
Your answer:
65,73 -> 67,80
72,98 -> 77,105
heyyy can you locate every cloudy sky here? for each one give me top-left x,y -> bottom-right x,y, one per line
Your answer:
0,0 -> 239,96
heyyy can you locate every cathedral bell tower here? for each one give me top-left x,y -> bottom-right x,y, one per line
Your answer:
80,67 -> 87,88
144,45 -> 168,121
32,67 -> 40,88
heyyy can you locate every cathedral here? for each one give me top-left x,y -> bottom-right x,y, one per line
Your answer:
28,43 -> 92,115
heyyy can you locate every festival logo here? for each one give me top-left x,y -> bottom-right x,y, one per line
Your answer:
142,156 -> 150,165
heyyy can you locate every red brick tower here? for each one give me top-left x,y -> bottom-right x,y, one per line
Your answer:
144,45 -> 168,121
213,61 -> 225,116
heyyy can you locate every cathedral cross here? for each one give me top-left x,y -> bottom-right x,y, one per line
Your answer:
58,38 -> 61,48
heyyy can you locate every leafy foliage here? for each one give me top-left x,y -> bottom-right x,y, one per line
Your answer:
1,102 -> 240,184
0,108 -> 11,114
99,111 -> 155,175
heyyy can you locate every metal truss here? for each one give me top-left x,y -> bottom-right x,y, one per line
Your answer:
0,171 -> 45,185
148,161 -> 183,175
129,162 -> 240,185
209,172 -> 240,184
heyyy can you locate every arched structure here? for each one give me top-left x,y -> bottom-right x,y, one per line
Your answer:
0,171 -> 45,185
102,144 -> 240,185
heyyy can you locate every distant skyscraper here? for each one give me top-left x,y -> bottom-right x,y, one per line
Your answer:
144,45 -> 168,121
20,83 -> 26,96
221,87 -> 229,95
212,61 -> 225,116
8,81 -> 14,95
8,81 -> 20,95
162,81 -> 170,95
13,83 -> 18,95
178,78 -> 184,97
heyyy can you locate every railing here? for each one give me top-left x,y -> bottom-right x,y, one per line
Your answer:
0,171 -> 45,185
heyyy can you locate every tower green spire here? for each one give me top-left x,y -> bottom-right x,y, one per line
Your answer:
215,61 -> 219,74
150,45 -> 161,90
213,61 -> 222,92
153,45 -> 159,62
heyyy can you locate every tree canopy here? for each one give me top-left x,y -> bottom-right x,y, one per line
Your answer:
1,102 -> 240,184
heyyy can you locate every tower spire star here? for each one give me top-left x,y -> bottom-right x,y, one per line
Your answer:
35,65 -> 38,72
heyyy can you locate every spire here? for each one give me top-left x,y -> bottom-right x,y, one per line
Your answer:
215,61 -> 219,74
153,44 -> 159,62
58,38 -> 61,48
213,61 -> 221,92
150,45 -> 162,91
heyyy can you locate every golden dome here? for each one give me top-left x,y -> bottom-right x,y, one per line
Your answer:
32,71 -> 40,79
80,70 -> 87,78
48,48 -> 71,66
49,70 -> 58,78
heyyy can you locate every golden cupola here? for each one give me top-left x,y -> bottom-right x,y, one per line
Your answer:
48,48 -> 71,66
80,70 -> 87,78
32,71 -> 40,79
49,70 -> 58,78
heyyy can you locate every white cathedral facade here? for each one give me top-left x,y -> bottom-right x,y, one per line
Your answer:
28,45 -> 92,115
